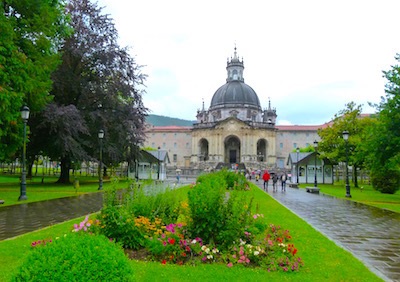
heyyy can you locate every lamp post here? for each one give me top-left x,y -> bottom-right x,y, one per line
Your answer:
98,129 -> 104,190
18,106 -> 30,201
313,140 -> 318,187
157,146 -> 161,180
296,147 -> 300,184
342,131 -> 351,198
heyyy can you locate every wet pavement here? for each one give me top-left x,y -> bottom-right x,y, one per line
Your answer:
257,183 -> 400,282
0,180 -> 399,281
0,193 -> 104,240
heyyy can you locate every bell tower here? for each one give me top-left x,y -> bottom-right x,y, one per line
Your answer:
226,46 -> 244,83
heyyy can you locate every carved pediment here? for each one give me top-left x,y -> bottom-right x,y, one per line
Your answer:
215,117 -> 250,131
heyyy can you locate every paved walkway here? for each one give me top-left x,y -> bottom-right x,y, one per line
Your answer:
256,182 -> 400,282
1,181 -> 399,281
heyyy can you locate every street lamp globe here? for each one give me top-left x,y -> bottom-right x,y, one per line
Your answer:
342,130 -> 349,141
21,106 -> 30,120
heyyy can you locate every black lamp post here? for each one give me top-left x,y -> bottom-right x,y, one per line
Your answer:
98,129 -> 104,190
342,130 -> 351,198
313,140 -> 318,187
296,147 -> 300,184
18,106 -> 30,201
157,146 -> 161,180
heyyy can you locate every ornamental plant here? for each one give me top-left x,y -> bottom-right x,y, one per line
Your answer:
187,171 -> 253,250
225,224 -> 303,271
13,233 -> 134,282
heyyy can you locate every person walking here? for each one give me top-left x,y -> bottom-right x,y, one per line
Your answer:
281,172 -> 287,192
262,170 -> 270,191
272,173 -> 278,192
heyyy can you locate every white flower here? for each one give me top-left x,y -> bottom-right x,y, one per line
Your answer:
205,248 -> 210,253
207,255 -> 213,260
254,251 -> 260,256
191,239 -> 197,244
240,239 -> 246,245
212,248 -> 219,254
201,245 -> 207,251
247,244 -> 253,249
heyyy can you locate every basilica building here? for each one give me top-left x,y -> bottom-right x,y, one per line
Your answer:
144,48 -> 322,171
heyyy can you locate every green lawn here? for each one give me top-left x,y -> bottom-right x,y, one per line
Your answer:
0,183 -> 383,281
0,175 -> 131,206
298,183 -> 400,213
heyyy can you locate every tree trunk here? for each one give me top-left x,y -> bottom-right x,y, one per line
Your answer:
353,164 -> 359,188
27,159 -> 34,179
57,156 -> 71,183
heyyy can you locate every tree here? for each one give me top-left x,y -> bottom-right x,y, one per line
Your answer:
318,102 -> 373,188
365,54 -> 400,194
0,0 -> 69,161
33,0 -> 147,183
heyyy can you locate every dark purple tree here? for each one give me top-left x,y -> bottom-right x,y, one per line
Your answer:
32,0 -> 147,183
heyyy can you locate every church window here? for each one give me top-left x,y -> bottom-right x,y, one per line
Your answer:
152,142 -> 155,147
280,143 -> 283,149
293,143 -> 297,148
162,142 -> 166,148
173,154 -> 177,162
306,142 -> 309,147
174,142 -> 177,148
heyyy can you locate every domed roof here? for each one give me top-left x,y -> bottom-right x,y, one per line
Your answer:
210,81 -> 261,110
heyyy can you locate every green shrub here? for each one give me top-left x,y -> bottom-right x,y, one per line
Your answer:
97,181 -> 182,249
12,233 -> 133,282
99,205 -> 146,249
370,166 -> 400,194
187,172 -> 253,250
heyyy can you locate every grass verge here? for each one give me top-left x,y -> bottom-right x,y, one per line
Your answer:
298,183 -> 400,213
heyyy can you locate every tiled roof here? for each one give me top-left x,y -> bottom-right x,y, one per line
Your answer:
145,126 -> 192,132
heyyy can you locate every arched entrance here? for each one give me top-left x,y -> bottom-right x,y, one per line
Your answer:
257,139 -> 267,162
199,138 -> 209,161
224,135 -> 241,164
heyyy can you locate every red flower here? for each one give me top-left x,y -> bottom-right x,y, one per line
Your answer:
168,238 -> 175,245
161,260 -> 167,265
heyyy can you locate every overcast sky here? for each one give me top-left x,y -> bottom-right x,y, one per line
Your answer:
97,0 -> 400,125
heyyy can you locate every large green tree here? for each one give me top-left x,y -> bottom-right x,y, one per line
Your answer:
0,0 -> 69,161
318,102 -> 374,188
32,0 -> 147,183
365,54 -> 400,194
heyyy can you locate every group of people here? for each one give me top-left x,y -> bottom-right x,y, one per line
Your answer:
245,169 -> 288,192
260,170 -> 288,192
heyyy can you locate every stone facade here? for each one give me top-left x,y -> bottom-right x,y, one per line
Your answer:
143,48 -> 327,171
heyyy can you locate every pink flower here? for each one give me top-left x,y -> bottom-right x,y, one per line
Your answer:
227,262 -> 233,268
165,224 -> 176,233
163,241 -> 167,246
